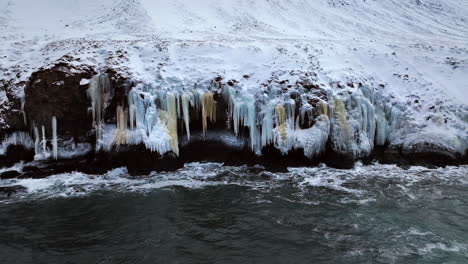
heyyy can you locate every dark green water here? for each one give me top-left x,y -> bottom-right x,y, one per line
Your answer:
0,163 -> 467,264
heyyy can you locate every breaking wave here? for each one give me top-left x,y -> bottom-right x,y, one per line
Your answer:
1,162 -> 467,203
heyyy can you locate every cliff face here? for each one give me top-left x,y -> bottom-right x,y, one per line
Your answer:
1,0 -> 467,175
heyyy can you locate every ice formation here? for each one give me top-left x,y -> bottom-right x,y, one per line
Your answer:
0,132 -> 34,154
52,116 -> 58,160
0,72 -> 415,164
166,93 -> 179,155
115,105 -> 127,146
83,72 -> 409,160
87,74 -> 111,150
33,125 -> 40,155
40,125 -> 50,159
181,93 -> 191,139
30,123 -> 52,160
201,92 -> 216,137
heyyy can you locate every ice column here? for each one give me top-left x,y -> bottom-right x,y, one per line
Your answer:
41,125 -> 47,156
181,93 -> 191,139
201,92 -> 216,137
87,74 -> 111,149
115,105 -> 127,146
167,93 -> 179,156
33,125 -> 40,156
52,116 -> 58,160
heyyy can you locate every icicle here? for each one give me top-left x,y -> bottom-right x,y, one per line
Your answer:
329,97 -> 351,151
315,100 -> 328,117
245,95 -> 257,151
276,104 -> 287,142
52,116 -> 58,160
232,98 -> 242,136
20,96 -> 27,125
1,132 -> 34,151
115,105 -> 127,146
261,102 -> 275,147
230,93 -> 259,152
375,105 -> 387,146
128,90 -> 137,131
285,99 -> 296,129
167,93 -> 179,156
299,104 -> 312,128
144,105 -> 158,136
87,74 -> 111,149
182,93 -> 191,140
176,94 -> 181,119
201,92 -> 216,137
41,125 -> 47,155
336,98 -> 349,132
33,125 -> 40,155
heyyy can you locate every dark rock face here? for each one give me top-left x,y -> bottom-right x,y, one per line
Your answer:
401,142 -> 463,166
324,149 -> 356,169
0,170 -> 20,179
180,140 -> 319,172
371,144 -> 467,168
24,63 -> 96,140
0,145 -> 35,168
103,68 -> 134,123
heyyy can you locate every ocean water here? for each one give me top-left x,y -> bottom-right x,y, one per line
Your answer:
0,163 -> 467,264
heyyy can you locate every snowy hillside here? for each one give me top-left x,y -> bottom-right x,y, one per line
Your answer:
1,0 -> 467,100
1,0 -> 467,167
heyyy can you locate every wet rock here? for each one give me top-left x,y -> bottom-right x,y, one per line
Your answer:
0,145 -> 34,168
374,143 -> 467,168
400,142 -> 464,167
0,170 -> 20,179
18,170 -> 48,179
324,149 -> 356,169
120,145 -> 184,175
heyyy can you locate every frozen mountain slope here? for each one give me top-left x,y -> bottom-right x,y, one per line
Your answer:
2,0 -> 468,40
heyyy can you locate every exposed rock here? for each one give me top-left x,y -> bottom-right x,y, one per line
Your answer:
0,170 -> 20,179
24,62 -> 96,140
382,143 -> 466,167
0,145 -> 34,168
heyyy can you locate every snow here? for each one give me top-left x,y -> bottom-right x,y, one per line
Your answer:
79,78 -> 90,85
0,0 -> 467,156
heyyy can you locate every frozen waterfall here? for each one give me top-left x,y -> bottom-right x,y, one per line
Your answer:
85,75 -> 402,160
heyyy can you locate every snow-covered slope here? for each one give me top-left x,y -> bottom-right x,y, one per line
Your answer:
1,0 -> 467,99
1,0 -> 467,164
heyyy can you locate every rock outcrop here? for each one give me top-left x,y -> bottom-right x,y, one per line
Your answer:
24,61 -> 96,140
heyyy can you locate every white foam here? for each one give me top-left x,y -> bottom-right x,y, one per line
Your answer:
418,242 -> 467,254
1,163 -> 467,203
